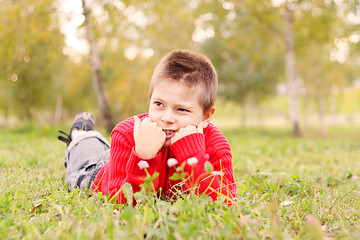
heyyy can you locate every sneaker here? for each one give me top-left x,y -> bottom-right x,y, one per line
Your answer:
69,112 -> 95,136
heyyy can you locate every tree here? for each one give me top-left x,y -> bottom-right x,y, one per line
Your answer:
81,0 -> 115,133
76,0 -> 204,119
0,0 -> 65,119
284,3 -> 301,136
200,0 -> 284,126
202,0 -> 355,135
289,0 -> 350,134
63,0 -> 359,132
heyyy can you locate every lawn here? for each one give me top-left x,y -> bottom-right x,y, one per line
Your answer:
0,123 -> 359,239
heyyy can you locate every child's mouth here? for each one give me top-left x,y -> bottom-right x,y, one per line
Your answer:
163,130 -> 176,139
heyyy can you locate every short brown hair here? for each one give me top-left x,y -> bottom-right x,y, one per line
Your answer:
148,50 -> 218,112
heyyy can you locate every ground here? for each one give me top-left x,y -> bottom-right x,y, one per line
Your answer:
0,123 -> 359,239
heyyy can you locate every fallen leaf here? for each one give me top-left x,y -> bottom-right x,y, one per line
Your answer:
29,203 -> 43,214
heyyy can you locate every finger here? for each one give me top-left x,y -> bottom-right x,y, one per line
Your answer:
142,117 -> 150,124
197,121 -> 204,134
133,116 -> 140,133
143,117 -> 159,128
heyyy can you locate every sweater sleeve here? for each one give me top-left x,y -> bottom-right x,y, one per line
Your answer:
104,116 -> 163,204
169,126 -> 237,204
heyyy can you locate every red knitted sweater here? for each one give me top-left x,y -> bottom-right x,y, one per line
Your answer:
91,113 -> 237,204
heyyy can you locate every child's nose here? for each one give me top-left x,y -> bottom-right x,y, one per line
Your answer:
161,110 -> 175,124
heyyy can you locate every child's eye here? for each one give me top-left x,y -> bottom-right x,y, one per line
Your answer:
177,108 -> 189,112
154,101 -> 164,107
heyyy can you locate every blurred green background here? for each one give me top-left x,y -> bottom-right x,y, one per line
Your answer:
1,0 -> 360,136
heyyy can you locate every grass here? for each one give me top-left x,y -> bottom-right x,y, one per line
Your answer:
0,123 -> 360,239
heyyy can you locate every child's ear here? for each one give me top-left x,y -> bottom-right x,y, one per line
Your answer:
203,106 -> 215,128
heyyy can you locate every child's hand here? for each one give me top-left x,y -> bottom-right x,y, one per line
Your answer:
133,116 -> 166,159
171,121 -> 206,145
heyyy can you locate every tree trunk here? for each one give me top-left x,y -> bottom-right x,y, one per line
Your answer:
81,0 -> 115,133
284,3 -> 301,137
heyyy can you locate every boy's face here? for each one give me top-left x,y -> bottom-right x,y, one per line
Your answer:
148,79 -> 214,148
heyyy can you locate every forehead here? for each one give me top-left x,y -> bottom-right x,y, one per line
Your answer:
152,79 -> 203,104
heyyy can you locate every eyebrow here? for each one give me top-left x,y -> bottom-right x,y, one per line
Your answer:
152,96 -> 165,103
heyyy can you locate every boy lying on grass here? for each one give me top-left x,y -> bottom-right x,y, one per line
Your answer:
58,50 -> 237,205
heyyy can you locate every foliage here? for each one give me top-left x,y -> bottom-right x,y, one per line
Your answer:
0,124 -> 359,239
0,0 -> 66,119
290,1 -> 348,101
61,60 -> 95,112
81,0 -> 204,119
0,0 -> 360,127
201,0 -> 284,105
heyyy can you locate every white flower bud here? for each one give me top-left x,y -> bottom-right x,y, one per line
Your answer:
187,157 -> 198,166
167,158 -> 178,167
137,160 -> 149,169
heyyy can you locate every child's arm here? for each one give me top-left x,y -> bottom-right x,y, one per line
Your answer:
170,123 -> 237,203
105,116 -> 164,204
133,116 -> 166,159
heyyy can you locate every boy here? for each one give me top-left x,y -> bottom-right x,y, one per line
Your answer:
58,50 -> 237,204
